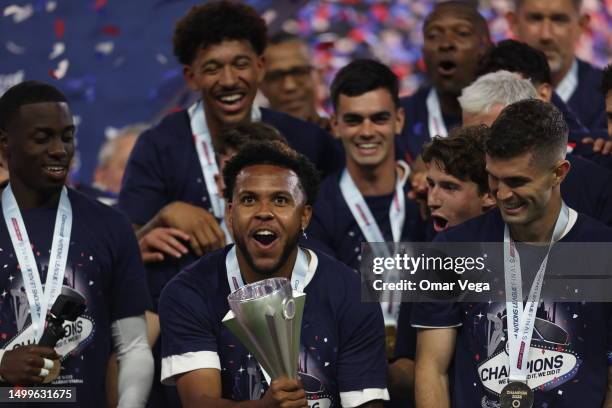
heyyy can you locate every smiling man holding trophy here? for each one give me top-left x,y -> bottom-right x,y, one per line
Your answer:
159,139 -> 389,407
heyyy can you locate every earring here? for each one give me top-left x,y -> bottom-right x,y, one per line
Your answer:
301,228 -> 308,239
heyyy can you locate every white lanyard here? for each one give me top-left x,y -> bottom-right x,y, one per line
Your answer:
339,161 -> 409,324
2,185 -> 72,341
426,88 -> 448,138
503,202 -> 569,383
188,101 -> 261,240
555,59 -> 578,103
339,161 -> 409,245
225,245 -> 310,294
225,245 -> 313,385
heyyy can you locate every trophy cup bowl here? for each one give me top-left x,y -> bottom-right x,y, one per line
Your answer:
223,277 -> 305,380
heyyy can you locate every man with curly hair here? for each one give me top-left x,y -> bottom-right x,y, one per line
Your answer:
118,4 -> 341,404
159,141 -> 388,407
602,64 -> 612,139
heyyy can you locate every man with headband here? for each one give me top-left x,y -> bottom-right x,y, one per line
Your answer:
0,81 -> 152,406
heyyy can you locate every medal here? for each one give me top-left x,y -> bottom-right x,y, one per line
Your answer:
500,381 -> 534,408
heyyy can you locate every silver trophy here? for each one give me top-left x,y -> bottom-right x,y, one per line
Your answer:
222,277 -> 305,380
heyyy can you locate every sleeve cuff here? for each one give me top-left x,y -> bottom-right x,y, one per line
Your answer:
161,351 -> 220,385
340,388 -> 390,407
411,323 -> 462,329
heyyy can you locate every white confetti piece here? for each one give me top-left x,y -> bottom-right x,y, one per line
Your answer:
49,42 -> 65,59
6,41 -> 26,55
46,1 -> 57,12
95,41 -> 114,55
51,58 -> 69,79
156,53 -> 167,65
573,314 -> 578,319
89,280 -> 94,286
324,362 -> 330,367
4,4 -> 34,23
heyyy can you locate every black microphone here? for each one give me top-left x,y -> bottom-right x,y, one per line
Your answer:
38,286 -> 86,348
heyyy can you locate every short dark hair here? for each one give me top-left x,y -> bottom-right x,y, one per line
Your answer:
423,125 -> 490,195
0,81 -> 67,131
219,122 -> 288,155
222,141 -> 320,205
330,59 -> 399,109
486,99 -> 568,165
173,1 -> 267,66
478,39 -> 551,85
601,64 -> 612,96
515,0 -> 582,12
424,1 -> 490,41
268,31 -> 302,47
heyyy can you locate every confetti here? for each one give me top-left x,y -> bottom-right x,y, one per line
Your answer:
49,42 -> 65,59
95,41 -> 114,55
45,1 -> 56,12
156,53 -> 168,65
5,41 -> 26,55
4,4 -> 34,23
49,58 -> 69,80
54,18 -> 65,39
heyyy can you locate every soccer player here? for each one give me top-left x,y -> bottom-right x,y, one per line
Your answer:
159,140 -> 388,407
413,99 -> 612,407
460,69 -> 612,225
399,1 -> 491,160
508,0 -> 607,135
0,81 -> 153,406
307,59 -> 426,272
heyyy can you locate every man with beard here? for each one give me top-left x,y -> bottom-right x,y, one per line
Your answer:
119,4 -> 341,405
413,99 -> 612,407
158,140 -> 388,407
508,0 -> 607,136
0,81 -> 153,406
399,1 -> 491,160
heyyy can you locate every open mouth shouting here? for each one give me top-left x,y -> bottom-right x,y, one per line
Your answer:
437,60 -> 457,77
251,228 -> 279,251
431,214 -> 449,232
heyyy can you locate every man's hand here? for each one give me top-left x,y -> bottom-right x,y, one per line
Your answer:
139,227 -> 190,263
159,202 -> 226,256
0,346 -> 59,385
260,377 -> 308,408
306,114 -> 332,133
582,137 -> 612,155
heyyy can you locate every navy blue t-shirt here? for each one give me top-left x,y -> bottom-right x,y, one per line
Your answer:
566,59 -> 607,137
412,208 -> 612,408
118,107 -> 343,310
158,246 -> 388,407
0,188 -> 150,407
305,170 -> 427,271
398,86 -> 462,160
563,154 -> 612,226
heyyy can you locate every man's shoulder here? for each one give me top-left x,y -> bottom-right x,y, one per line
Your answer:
399,86 -> 430,109
576,58 -> 603,83
260,107 -> 328,139
567,213 -> 612,242
67,187 -> 126,222
140,110 -> 191,143
309,248 -> 362,289
436,209 -> 504,243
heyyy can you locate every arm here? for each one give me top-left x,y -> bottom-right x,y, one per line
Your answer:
388,358 -> 414,398
112,316 -> 154,408
414,328 -> 456,408
176,369 -> 307,408
605,366 -> 612,408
